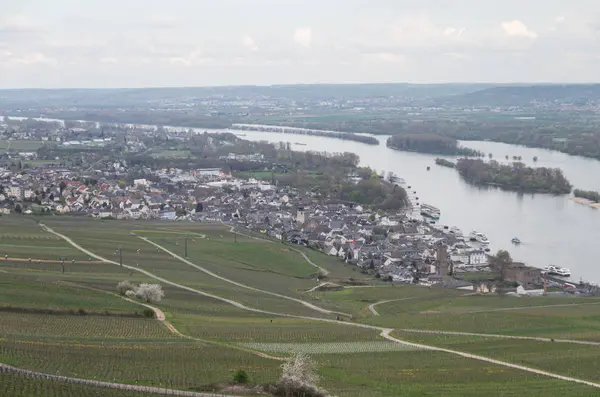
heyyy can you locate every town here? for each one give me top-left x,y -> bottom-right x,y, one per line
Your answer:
1,116 -> 592,297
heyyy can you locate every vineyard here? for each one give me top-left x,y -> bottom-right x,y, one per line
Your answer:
0,312 -> 178,340
2,216 -> 600,396
239,341 -> 422,354
0,372 -> 166,397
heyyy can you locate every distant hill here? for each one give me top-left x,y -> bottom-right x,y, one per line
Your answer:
0,83 -> 493,108
440,84 -> 600,107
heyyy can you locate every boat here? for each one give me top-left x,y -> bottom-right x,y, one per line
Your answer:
511,237 -> 521,244
421,204 -> 441,220
556,267 -> 571,277
476,233 -> 490,245
469,231 -> 490,245
294,142 -> 307,146
450,226 -> 463,236
543,266 -> 571,277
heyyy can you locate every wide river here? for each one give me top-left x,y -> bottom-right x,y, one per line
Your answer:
4,116 -> 598,282
234,131 -> 600,283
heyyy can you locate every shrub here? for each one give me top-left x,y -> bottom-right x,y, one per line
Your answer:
117,280 -> 135,296
143,308 -> 155,318
233,369 -> 249,384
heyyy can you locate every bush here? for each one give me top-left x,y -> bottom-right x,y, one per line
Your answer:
233,369 -> 249,384
143,308 -> 155,318
117,280 -> 135,296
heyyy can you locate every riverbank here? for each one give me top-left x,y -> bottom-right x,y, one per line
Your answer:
570,197 -> 600,209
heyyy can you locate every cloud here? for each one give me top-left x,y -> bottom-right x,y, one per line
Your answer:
99,57 -> 117,64
501,20 -> 538,39
293,27 -> 312,47
0,15 -> 39,33
0,51 -> 57,68
242,35 -> 258,51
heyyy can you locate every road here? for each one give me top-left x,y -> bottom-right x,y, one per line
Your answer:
39,224 -> 600,391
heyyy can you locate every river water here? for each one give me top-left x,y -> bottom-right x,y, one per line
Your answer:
3,116 -> 599,282
234,131 -> 600,283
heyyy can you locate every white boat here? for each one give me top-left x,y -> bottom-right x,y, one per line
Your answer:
469,231 -> 490,245
511,237 -> 521,244
476,234 -> 490,245
543,266 -> 571,277
421,204 -> 441,220
556,267 -> 571,277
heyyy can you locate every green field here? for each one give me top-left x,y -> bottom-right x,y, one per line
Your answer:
0,140 -> 45,151
2,215 -> 600,396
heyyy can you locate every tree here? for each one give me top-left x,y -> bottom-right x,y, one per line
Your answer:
125,283 -> 165,303
275,352 -> 331,397
533,156 -> 538,162
490,250 -> 512,282
14,203 -> 22,214
59,181 -> 67,194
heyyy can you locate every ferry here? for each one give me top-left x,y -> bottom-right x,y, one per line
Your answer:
421,204 -> 441,220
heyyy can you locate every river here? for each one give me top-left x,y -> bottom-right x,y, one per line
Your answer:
3,116 -> 599,282
234,131 -> 600,284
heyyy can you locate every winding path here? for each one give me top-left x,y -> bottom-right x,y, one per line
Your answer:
368,297 -> 418,316
40,224 -> 600,391
463,301 -> 600,314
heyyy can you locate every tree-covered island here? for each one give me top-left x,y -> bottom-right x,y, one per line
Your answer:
387,134 -> 482,156
573,189 -> 600,203
455,159 -> 572,194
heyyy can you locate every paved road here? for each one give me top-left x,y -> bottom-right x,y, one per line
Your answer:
0,363 -> 239,397
139,236 -> 348,317
41,224 -> 600,390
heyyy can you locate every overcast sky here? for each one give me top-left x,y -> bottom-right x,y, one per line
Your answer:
1,0 -> 599,88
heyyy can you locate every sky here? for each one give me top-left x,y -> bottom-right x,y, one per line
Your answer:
0,0 -> 599,88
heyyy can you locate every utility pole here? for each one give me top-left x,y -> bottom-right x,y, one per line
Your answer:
119,247 -> 123,267
184,238 -> 188,258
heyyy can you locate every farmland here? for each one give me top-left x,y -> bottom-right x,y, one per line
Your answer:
1,216 -> 600,396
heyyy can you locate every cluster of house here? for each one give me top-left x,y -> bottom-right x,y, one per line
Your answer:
0,160 -> 546,289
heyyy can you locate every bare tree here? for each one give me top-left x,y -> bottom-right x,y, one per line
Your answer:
490,250 -> 512,282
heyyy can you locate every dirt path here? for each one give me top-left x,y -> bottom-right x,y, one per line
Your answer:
138,236 -> 348,317
399,329 -> 600,346
0,363 -> 240,397
42,224 -> 600,390
368,297 -> 419,316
